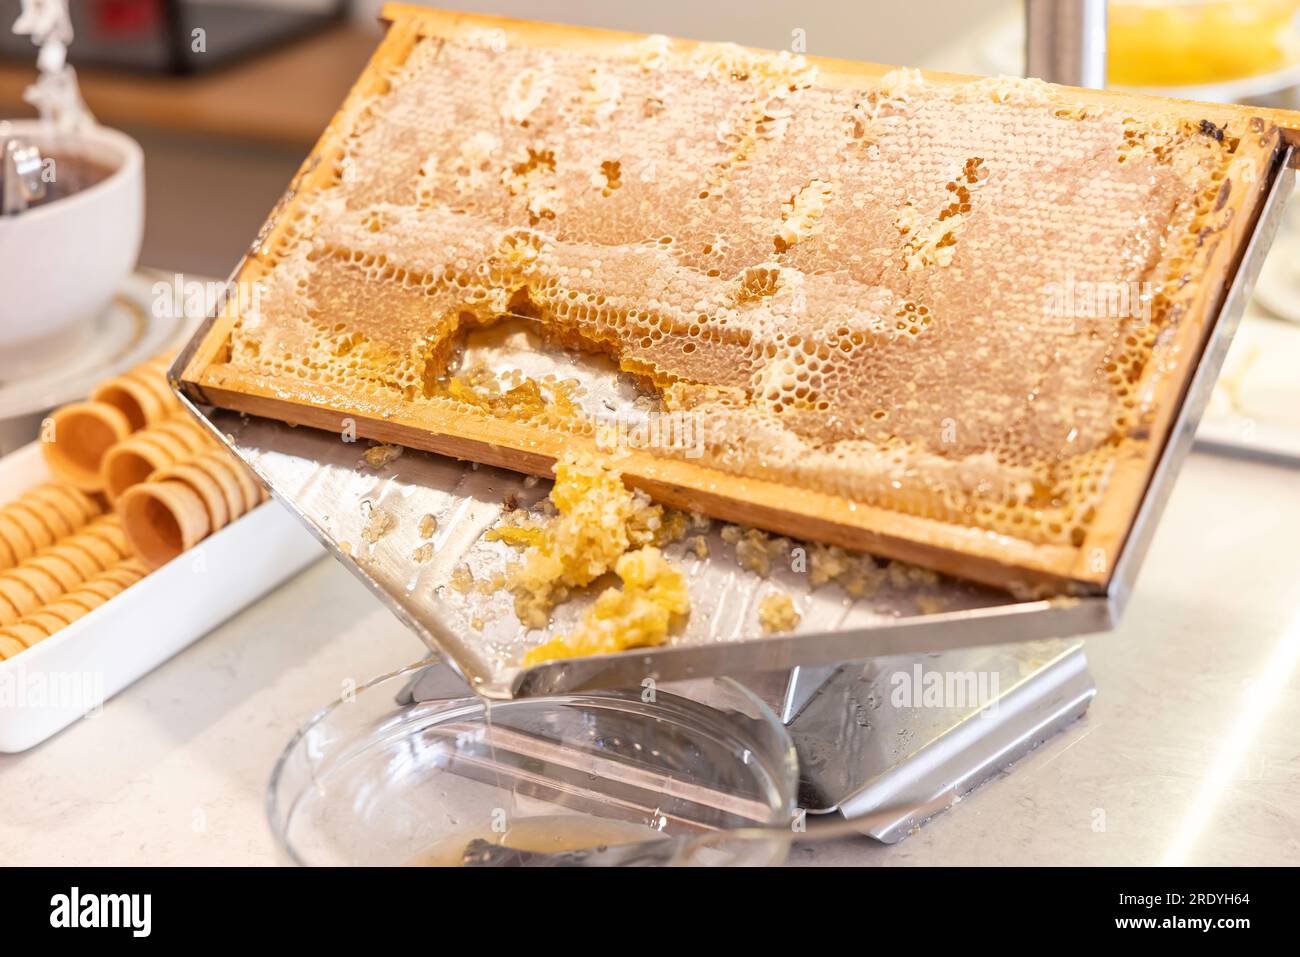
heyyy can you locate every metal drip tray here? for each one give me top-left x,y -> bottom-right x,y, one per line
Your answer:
172,143 -> 1292,699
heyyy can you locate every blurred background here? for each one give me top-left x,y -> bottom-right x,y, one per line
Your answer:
1,0 -> 1297,279
10,1 -> 1300,278
0,0 -> 1078,275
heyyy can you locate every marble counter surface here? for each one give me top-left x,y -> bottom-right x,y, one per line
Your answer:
2,449 -> 1298,866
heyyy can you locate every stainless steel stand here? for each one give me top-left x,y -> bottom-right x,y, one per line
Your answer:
751,640 -> 1095,843
168,0 -> 1297,838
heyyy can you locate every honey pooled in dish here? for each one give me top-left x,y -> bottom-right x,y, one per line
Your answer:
192,11 -> 1281,590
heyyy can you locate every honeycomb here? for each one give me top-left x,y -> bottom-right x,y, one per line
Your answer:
758,592 -> 801,633
523,544 -> 690,665
202,16 -> 1274,585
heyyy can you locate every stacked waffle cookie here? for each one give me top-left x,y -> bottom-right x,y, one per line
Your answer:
43,354 -> 179,492
0,482 -> 103,570
0,489 -> 143,654
0,353 -> 268,661
117,448 -> 268,569
101,413 -> 219,502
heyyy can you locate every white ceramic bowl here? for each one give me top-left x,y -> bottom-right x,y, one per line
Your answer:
0,120 -> 144,379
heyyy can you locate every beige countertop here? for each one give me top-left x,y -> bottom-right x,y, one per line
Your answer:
2,447 -> 1297,866
2,2 -> 1297,867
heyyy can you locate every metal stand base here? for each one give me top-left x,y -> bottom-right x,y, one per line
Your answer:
745,639 -> 1095,844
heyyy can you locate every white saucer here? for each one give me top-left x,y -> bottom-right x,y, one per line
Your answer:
0,269 -> 203,452
1254,220 -> 1300,325
1198,308 -> 1300,463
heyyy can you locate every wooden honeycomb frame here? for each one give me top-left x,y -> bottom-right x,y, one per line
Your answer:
180,3 -> 1300,595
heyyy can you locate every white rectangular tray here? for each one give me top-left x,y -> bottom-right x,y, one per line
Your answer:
0,441 -> 323,752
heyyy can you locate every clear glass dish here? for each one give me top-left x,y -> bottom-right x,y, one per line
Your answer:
268,659 -> 799,866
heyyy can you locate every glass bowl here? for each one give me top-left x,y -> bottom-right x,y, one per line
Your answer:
268,659 -> 799,866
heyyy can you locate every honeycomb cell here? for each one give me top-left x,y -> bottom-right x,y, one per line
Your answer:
217,28 -> 1255,550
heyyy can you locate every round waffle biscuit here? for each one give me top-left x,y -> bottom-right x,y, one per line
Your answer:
151,461 -> 230,532
73,579 -> 126,603
91,366 -> 178,431
4,621 -> 51,648
82,517 -> 131,559
26,553 -> 82,591
41,401 -> 134,492
151,416 -> 213,455
118,481 -> 211,569
97,560 -> 148,588
61,533 -> 121,570
0,578 -> 39,623
0,513 -> 35,562
4,503 -> 55,550
21,487 -> 84,534
5,566 -> 62,604
195,450 -> 261,515
57,589 -> 110,615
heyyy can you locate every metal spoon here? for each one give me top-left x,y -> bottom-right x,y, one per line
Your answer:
461,836 -> 691,867
459,800 -> 928,867
2,137 -> 48,216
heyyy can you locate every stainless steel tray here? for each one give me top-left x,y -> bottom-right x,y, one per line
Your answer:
171,146 -> 1295,700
